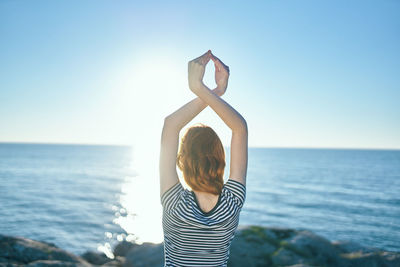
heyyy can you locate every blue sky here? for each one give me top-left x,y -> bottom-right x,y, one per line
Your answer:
1,0 -> 399,149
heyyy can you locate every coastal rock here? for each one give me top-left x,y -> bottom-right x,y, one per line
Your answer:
228,226 -> 277,267
380,252 -> 400,267
81,251 -> 113,265
271,247 -> 306,266
26,260 -> 84,266
113,241 -> 137,257
333,240 -> 380,254
100,256 -> 126,267
80,250 -> 126,266
228,226 -> 400,267
340,251 -> 400,267
123,242 -> 164,267
0,256 -> 22,267
1,226 -> 399,267
284,265 -> 314,267
0,234 -> 90,266
286,230 -> 342,266
266,227 -> 296,241
341,251 -> 387,267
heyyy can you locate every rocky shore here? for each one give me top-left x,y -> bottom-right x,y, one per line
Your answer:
1,225 -> 399,267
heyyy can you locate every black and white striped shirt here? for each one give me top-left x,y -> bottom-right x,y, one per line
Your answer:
161,179 -> 246,266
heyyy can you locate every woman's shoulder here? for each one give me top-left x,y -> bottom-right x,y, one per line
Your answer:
224,178 -> 246,191
222,179 -> 246,207
161,182 -> 185,207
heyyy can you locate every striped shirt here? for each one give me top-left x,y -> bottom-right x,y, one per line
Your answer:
161,179 -> 246,267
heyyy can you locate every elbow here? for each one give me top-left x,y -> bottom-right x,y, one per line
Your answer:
233,117 -> 248,134
163,115 -> 172,127
240,119 -> 248,133
163,115 -> 177,128
162,116 -> 179,133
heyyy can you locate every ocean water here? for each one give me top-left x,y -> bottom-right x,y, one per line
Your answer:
0,143 -> 399,256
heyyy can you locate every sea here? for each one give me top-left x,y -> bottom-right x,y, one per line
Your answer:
0,143 -> 399,257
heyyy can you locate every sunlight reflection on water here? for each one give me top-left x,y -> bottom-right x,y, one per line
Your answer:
99,142 -> 163,257
116,173 -> 163,244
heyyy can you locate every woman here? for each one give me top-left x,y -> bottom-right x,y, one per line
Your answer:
159,50 -> 248,266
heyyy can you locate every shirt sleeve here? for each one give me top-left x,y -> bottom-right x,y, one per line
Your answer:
161,182 -> 184,211
224,179 -> 246,208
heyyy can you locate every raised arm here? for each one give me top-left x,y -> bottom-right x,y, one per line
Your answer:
188,51 -> 248,186
160,51 -> 227,197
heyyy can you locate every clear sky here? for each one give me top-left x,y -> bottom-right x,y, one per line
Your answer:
1,0 -> 399,149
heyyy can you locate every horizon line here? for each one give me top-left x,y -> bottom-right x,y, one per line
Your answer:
0,141 -> 399,151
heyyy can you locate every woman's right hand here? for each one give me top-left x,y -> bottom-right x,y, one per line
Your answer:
188,50 -> 211,94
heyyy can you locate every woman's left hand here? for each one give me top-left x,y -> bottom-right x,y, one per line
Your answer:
211,52 -> 230,96
188,50 -> 212,94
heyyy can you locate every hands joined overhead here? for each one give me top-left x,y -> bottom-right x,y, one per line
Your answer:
188,50 -> 230,97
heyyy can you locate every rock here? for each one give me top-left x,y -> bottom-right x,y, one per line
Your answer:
271,247 -> 306,266
26,260 -> 85,266
228,225 -> 277,267
124,242 -> 164,267
341,251 -> 387,267
100,256 -> 125,267
237,225 -> 296,246
266,227 -> 297,241
81,251 -> 112,265
287,230 -> 342,266
381,251 -> 400,267
333,240 -> 380,254
1,226 -> 399,267
0,258 -> 22,267
113,241 -> 137,257
285,265 -> 314,267
101,261 -> 120,267
0,234 -> 90,266
339,251 -> 400,267
0,256 -> 21,266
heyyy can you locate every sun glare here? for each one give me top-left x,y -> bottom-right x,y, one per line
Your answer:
110,51 -> 190,246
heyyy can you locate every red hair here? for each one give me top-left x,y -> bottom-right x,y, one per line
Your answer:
177,124 -> 225,195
